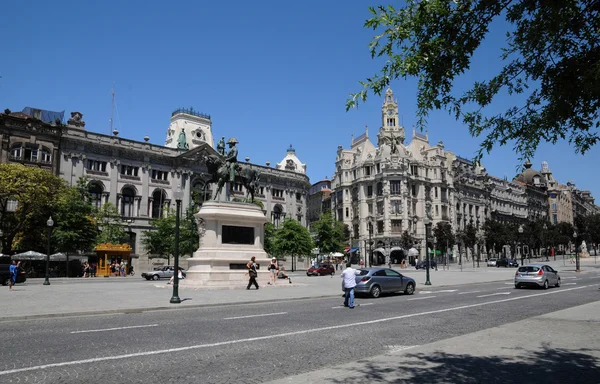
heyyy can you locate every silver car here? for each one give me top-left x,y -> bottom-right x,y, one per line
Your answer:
487,258 -> 498,267
514,264 -> 561,289
352,267 -> 416,298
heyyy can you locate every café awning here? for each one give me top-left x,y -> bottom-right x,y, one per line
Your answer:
12,251 -> 46,260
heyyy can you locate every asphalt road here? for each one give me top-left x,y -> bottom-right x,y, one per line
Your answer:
1,271 -> 599,384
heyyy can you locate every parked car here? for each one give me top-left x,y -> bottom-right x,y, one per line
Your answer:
306,263 -> 335,276
496,258 -> 518,268
487,258 -> 498,267
142,266 -> 186,281
351,267 -> 416,298
0,264 -> 27,286
415,260 -> 437,270
515,264 -> 560,289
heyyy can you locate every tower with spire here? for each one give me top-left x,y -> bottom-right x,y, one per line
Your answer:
377,87 -> 405,147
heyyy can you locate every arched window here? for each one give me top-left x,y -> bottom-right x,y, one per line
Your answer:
121,187 -> 135,217
88,182 -> 103,210
272,204 -> 285,228
151,189 -> 167,218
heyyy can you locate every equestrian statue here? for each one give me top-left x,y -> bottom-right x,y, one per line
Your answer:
203,137 -> 261,203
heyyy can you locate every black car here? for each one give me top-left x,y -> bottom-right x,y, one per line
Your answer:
415,260 -> 437,270
0,264 -> 27,286
496,258 -> 519,268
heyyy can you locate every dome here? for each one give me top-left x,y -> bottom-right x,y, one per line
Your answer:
514,160 -> 547,186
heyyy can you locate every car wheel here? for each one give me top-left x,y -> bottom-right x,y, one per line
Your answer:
152,275 -> 160,281
404,283 -> 415,295
306,273 -> 310,276
555,278 -> 561,288
1,277 -> 9,286
514,284 -> 520,289
145,277 -> 152,281
543,280 -> 549,289
370,285 -> 381,298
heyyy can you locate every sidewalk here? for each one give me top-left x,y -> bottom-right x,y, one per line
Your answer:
267,300 -> 600,383
1,258 -> 598,322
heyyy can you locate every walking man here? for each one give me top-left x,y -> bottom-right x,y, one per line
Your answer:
341,262 -> 360,308
246,256 -> 259,290
9,260 -> 20,291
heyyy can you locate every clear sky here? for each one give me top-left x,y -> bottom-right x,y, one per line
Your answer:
1,1 -> 598,196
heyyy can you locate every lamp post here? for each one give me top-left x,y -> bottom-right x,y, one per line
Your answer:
0,229 -> 3,254
367,216 -> 374,268
43,216 -> 54,285
543,223 -> 549,261
424,217 -> 432,285
574,231 -> 581,272
170,185 -> 183,304
518,225 -> 524,266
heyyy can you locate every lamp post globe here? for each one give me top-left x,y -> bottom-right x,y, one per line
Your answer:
170,185 -> 184,304
43,216 -> 54,286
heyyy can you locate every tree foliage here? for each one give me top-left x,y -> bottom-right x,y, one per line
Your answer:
94,202 -> 127,245
348,1 -> 600,163
273,218 -> 314,258
311,211 -> 345,254
263,222 -> 277,256
400,230 -> 414,249
432,222 -> 455,250
141,209 -> 199,264
0,164 -> 66,253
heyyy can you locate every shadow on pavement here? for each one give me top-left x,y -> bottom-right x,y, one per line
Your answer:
327,344 -> 600,383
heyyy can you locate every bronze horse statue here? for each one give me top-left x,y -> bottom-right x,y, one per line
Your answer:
203,154 -> 260,203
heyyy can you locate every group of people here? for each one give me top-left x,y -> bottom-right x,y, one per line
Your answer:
246,257 -> 291,290
81,262 -> 97,278
109,262 -> 127,277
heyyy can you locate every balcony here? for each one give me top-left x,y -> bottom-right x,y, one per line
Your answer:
86,169 -> 109,177
272,196 -> 285,202
120,174 -> 141,181
150,178 -> 170,185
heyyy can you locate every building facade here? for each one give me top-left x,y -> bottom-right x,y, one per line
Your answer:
307,178 -> 332,227
0,108 -> 310,269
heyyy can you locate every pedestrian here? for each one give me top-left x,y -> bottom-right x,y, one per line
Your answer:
121,263 -> 126,277
168,267 -> 183,285
268,257 -> 277,285
246,256 -> 259,290
341,262 -> 360,309
9,260 -> 20,291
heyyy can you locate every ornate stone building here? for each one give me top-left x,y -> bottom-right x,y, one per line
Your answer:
514,160 -> 549,222
0,107 -> 310,269
487,175 -> 528,224
307,178 -> 332,227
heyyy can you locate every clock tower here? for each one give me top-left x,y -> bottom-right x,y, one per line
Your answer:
378,87 -> 405,145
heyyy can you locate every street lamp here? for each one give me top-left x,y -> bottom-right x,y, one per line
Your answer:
573,231 -> 581,272
0,229 -> 3,254
171,185 -> 183,304
43,216 -> 54,286
367,216 -> 374,268
543,223 -> 549,261
424,217 -> 432,286
518,225 -> 524,266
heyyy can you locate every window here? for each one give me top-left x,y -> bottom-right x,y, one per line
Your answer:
377,182 -> 383,196
390,200 -> 402,214
376,164 -> 380,173
391,220 -> 402,233
121,187 -> 135,217
435,205 -> 439,216
151,190 -> 166,218
390,181 -> 400,195
87,160 -> 107,172
353,170 -> 356,180
552,214 -> 558,224
367,185 -> 373,197
233,183 -> 244,192
40,147 -> 52,163
368,203 -> 373,214
365,166 -> 371,176
434,169 -> 438,177
410,165 -> 418,175
376,201 -> 384,215
552,203 -> 557,211
89,183 -> 103,209
10,144 -> 23,159
296,192 -> 302,201
377,221 -> 384,233
411,185 -> 417,197
151,170 -> 168,181
24,143 -> 38,162
120,165 -> 139,177
384,269 -> 401,277
434,187 -> 438,198
272,188 -> 284,198
345,207 -> 349,218
6,198 -> 18,212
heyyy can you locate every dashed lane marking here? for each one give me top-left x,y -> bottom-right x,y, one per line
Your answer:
0,285 -> 589,377
477,292 -> 511,298
408,296 -> 437,301
562,283 -> 577,286
497,286 -> 514,289
458,291 -> 481,295
224,312 -> 287,320
71,324 -> 159,334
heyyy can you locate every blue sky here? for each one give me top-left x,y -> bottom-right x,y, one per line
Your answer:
1,1 -> 598,195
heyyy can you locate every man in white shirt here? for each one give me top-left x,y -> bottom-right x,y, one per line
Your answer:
341,262 -> 360,308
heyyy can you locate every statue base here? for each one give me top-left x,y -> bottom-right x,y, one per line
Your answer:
181,201 -> 270,289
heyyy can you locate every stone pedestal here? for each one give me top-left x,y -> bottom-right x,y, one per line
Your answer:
182,201 -> 269,289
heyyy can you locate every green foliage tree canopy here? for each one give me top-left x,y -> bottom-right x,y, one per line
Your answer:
312,212 -> 345,254
273,219 -> 314,258
348,1 -> 600,164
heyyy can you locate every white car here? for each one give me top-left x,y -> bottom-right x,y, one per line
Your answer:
487,258 -> 498,267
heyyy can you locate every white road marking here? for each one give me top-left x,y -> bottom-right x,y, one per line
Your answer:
563,277 -> 577,279
70,324 -> 159,334
224,312 -> 287,320
504,283 -> 514,285
386,345 -> 419,353
497,286 -> 514,289
359,303 -> 374,306
419,291 -> 433,294
458,291 -> 481,295
0,285 -> 589,376
332,303 -> 375,309
562,283 -> 577,286
436,289 -> 458,293
408,296 -> 437,301
477,292 -> 511,298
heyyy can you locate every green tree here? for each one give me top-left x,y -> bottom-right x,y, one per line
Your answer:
311,211 -> 345,254
586,214 -> 600,256
263,222 -> 277,256
458,223 -> 478,267
178,208 -> 200,257
555,221 -> 575,254
432,222 -> 455,252
0,164 -> 66,253
94,202 -> 127,245
273,218 -> 314,262
142,209 -> 199,264
400,230 -> 414,250
482,220 -> 507,255
52,178 -> 98,255
348,1 -> 600,164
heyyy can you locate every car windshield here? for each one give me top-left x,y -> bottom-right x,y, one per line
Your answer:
518,266 -> 540,273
